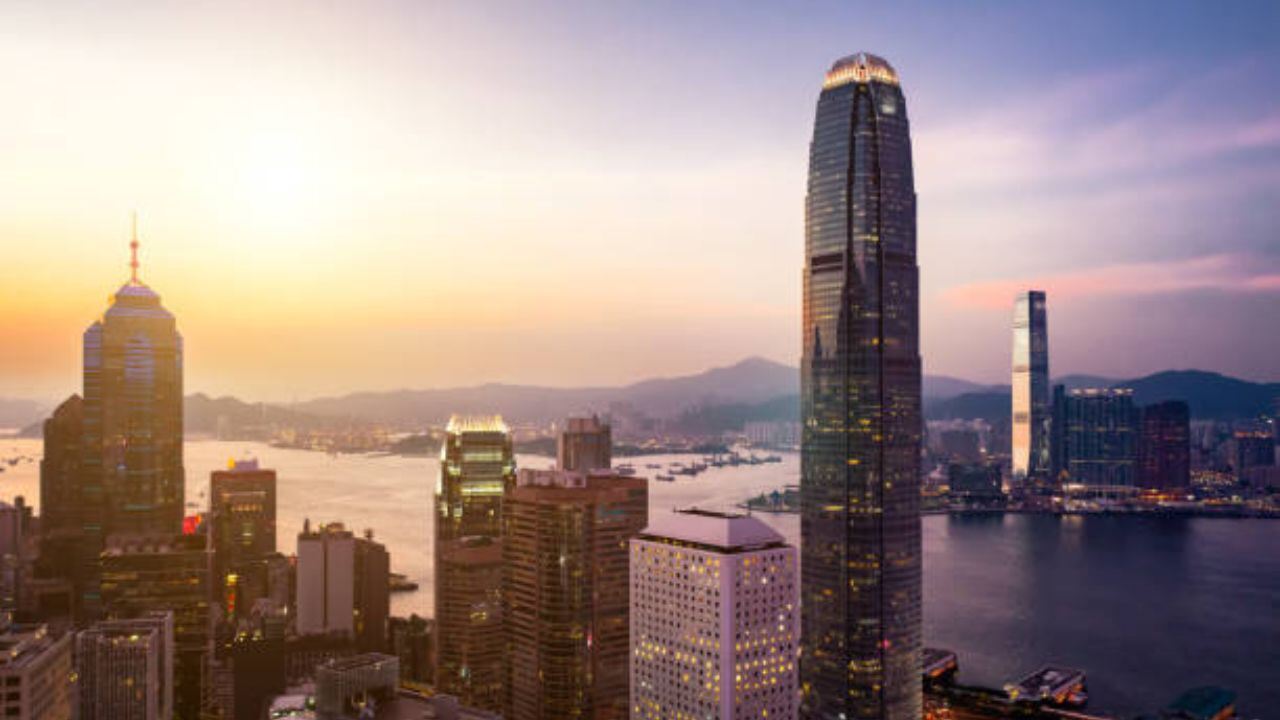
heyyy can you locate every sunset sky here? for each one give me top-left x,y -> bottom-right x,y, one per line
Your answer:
2,1 -> 1278,402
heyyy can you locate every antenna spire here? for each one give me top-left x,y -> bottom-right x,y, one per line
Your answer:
129,212 -> 140,284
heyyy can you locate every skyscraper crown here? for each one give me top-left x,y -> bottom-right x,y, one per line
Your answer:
824,52 -> 899,88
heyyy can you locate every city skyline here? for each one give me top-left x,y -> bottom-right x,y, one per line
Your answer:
3,1 -> 1280,401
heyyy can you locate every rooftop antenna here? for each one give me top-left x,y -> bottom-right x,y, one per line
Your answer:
129,211 -> 140,284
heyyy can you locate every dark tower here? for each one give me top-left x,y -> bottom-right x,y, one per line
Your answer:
800,53 -> 922,720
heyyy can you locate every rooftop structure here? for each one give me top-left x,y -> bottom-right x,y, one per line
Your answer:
823,52 -> 900,88
1164,686 -> 1237,720
445,415 -> 509,435
637,508 -> 784,552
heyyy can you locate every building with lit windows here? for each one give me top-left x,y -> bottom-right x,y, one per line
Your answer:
1058,388 -> 1140,487
800,52 -> 922,719
504,467 -> 646,720
296,521 -> 390,651
630,509 -> 798,720
38,395 -> 82,596
1012,290 -> 1051,480
99,534 -> 211,720
435,416 -> 514,712
557,415 -> 613,472
76,611 -> 174,720
81,234 -> 185,622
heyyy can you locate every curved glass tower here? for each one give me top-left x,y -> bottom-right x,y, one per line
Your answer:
800,53 -> 922,720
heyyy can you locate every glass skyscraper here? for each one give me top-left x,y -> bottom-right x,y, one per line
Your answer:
800,53 -> 922,720
1012,290 -> 1050,480
81,238 -> 184,617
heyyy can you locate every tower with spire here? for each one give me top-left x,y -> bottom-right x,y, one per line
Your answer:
78,217 -> 185,617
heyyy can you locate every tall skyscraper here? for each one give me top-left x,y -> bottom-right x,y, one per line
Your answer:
503,467 -> 646,720
557,415 -> 612,472
1060,388 -> 1140,486
434,415 -> 514,712
81,232 -> 184,615
800,52 -> 922,719
76,611 -> 175,720
1012,290 -> 1051,480
1138,401 -> 1191,491
38,395 -> 82,589
630,509 -> 798,720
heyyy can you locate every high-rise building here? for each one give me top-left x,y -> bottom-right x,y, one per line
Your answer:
210,458 -> 277,577
800,52 -> 922,719
296,521 -> 390,651
38,395 -> 82,590
76,611 -> 175,720
81,233 -> 184,616
1138,401 -> 1191,491
1060,388 -> 1140,486
557,415 -> 612,472
1232,430 -> 1276,475
0,621 -> 73,720
1012,290 -> 1051,480
503,467 -> 647,720
630,509 -> 798,720
435,416 -> 513,712
314,654 -> 399,720
100,534 -> 211,720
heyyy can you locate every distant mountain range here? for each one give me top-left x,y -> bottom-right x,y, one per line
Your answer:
6,360 -> 1276,438
926,370 -> 1280,422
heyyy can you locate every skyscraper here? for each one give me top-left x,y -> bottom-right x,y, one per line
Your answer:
503,467 -> 646,720
38,395 -> 82,589
435,415 -> 514,712
630,509 -> 798,720
800,53 -> 922,719
1012,290 -> 1051,480
1061,388 -> 1140,486
296,519 -> 390,649
81,231 -> 184,615
1138,401 -> 1191,491
210,458 -> 277,622
557,415 -> 612,472
76,611 -> 175,720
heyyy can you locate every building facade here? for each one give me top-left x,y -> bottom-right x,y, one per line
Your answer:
100,534 -> 211,720
800,52 -> 922,719
1059,388 -> 1140,487
81,240 -> 184,617
630,510 -> 798,720
435,416 -> 513,712
557,415 -> 613,472
503,468 -> 647,720
0,622 -> 73,720
210,458 -> 277,582
296,520 -> 390,648
38,395 -> 82,592
76,611 -> 175,720
1138,401 -> 1191,491
1012,290 -> 1051,480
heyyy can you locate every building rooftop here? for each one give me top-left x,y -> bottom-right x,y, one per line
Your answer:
1164,686 -> 1237,720
824,52 -> 899,89
639,508 -> 786,551
446,415 -> 509,435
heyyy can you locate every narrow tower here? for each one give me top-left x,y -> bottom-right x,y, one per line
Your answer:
800,53 -> 922,719
1012,290 -> 1050,480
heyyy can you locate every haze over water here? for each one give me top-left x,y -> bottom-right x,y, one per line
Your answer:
3,438 -> 1276,715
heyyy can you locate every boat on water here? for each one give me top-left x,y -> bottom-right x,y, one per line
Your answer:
655,474 -> 676,482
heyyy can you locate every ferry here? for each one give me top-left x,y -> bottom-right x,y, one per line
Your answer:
655,474 -> 676,482
1006,665 -> 1088,708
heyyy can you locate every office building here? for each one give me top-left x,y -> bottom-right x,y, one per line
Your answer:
1012,290 -> 1051,480
38,395 -> 82,589
297,521 -> 390,652
1232,430 -> 1276,475
80,234 -> 185,616
631,510 -> 798,720
435,416 -> 513,712
948,464 -> 1004,505
503,467 -> 647,720
388,614 -> 433,686
800,52 -> 922,719
1138,401 -> 1191,491
557,415 -> 612,472
100,534 -> 212,720
210,458 -> 277,584
315,653 -> 399,720
76,611 -> 174,720
1059,388 -> 1140,486
0,621 -> 73,720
